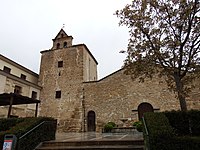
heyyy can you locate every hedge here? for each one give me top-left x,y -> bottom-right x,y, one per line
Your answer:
143,112 -> 174,150
0,118 -> 24,131
0,117 -> 57,150
165,110 -> 200,136
170,136 -> 200,150
187,110 -> 200,136
143,111 -> 200,150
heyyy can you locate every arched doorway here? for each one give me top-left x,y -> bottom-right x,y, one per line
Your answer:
87,111 -> 96,132
138,102 -> 154,120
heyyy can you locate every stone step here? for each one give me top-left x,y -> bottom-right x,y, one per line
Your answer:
40,140 -> 143,147
111,127 -> 135,133
36,140 -> 144,150
36,145 -> 144,150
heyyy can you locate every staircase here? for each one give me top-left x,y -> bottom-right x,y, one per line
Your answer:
35,139 -> 144,150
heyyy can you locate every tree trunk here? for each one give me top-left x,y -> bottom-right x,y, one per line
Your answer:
174,73 -> 188,111
177,91 -> 187,111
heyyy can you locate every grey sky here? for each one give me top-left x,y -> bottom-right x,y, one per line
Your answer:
0,0 -> 130,79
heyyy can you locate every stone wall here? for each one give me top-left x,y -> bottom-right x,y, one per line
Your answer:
186,77 -> 200,110
83,69 -> 186,132
39,47 -> 85,132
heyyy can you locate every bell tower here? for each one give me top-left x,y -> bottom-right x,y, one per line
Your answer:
52,29 -> 73,50
39,29 -> 98,132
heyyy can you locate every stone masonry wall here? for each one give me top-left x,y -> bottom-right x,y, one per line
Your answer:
83,69 -> 197,132
186,77 -> 200,110
39,47 -> 85,132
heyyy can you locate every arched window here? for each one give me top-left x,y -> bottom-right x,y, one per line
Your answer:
56,43 -> 60,49
63,42 -> 67,48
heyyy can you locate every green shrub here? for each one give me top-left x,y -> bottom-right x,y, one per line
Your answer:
143,111 -> 200,150
17,117 -> 57,150
165,110 -> 190,136
171,136 -> 200,150
165,110 -> 200,136
107,122 -> 116,128
103,121 -> 116,132
0,117 -> 57,150
104,124 -> 113,132
133,121 -> 143,132
133,121 -> 139,126
188,110 -> 200,136
143,112 -> 175,150
0,118 -> 24,132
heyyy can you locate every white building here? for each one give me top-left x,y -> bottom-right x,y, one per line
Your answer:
0,54 -> 41,118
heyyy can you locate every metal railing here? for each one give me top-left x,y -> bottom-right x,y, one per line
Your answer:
142,117 -> 150,150
17,120 -> 57,150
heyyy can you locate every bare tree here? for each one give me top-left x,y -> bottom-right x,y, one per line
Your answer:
116,0 -> 200,111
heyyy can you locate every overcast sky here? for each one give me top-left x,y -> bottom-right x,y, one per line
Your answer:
0,0 -> 131,79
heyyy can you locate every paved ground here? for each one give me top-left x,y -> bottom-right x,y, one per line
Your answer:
55,131 -> 143,141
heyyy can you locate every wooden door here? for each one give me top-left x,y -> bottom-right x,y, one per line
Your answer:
138,102 -> 154,120
87,111 -> 96,131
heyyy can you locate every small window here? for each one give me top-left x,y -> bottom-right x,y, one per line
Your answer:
55,91 -> 61,98
10,115 -> 18,118
58,61 -> 63,68
31,91 -> 37,99
14,85 -> 22,95
3,66 -> 11,74
21,74 -> 26,80
56,43 -> 60,49
63,42 -> 67,48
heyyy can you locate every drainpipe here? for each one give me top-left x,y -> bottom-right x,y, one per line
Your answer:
82,88 -> 86,132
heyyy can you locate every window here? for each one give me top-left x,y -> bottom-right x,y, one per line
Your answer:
58,61 -> 63,68
3,66 -> 11,74
31,91 -> 37,99
10,115 -> 18,118
56,43 -> 60,49
20,74 -> 26,80
63,42 -> 67,48
14,85 -> 22,95
55,91 -> 61,98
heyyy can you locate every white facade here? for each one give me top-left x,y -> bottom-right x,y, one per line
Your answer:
0,55 -> 38,84
0,54 -> 41,118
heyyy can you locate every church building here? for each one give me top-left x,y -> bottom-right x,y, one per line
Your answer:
38,29 -> 200,132
1,29 -> 200,132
